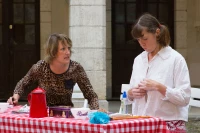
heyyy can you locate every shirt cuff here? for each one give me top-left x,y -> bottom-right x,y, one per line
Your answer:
127,95 -> 134,102
161,86 -> 170,100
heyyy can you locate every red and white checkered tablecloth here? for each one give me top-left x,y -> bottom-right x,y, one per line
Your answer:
0,106 -> 169,133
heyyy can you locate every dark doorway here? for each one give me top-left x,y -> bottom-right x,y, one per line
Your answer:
111,0 -> 174,99
0,0 -> 40,101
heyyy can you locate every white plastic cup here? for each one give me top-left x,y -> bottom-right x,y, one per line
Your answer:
0,102 -> 9,113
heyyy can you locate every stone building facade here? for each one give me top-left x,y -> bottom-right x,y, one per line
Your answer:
40,0 -> 200,110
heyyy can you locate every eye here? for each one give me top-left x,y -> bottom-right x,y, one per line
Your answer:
61,47 -> 65,51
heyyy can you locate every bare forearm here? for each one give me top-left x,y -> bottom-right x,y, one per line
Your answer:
13,93 -> 20,100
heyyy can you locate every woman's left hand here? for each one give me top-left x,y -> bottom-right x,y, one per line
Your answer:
138,79 -> 160,91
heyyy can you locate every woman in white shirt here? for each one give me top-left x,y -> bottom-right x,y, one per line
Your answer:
128,13 -> 191,132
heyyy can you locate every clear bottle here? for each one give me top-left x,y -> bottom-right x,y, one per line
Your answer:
119,91 -> 128,114
122,91 -> 128,114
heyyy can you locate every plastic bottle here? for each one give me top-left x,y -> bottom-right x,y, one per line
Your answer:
122,91 -> 128,114
119,94 -> 123,114
119,91 -> 128,114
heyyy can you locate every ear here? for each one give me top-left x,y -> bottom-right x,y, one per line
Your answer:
155,28 -> 160,36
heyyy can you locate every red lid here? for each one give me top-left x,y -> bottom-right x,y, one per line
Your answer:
31,87 -> 46,93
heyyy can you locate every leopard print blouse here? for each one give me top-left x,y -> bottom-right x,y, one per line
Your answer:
14,60 -> 99,110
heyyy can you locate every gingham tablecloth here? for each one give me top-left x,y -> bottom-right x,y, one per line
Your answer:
0,106 -> 169,133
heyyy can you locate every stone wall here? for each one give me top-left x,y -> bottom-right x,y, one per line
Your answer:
174,0 -> 200,87
187,0 -> 200,87
69,0 -> 108,109
176,0 -> 200,117
40,0 -> 52,59
175,0 -> 187,59
106,0 -> 112,99
40,0 -> 69,59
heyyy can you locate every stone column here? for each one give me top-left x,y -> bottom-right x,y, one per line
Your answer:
174,0 -> 187,58
40,0 -> 52,59
69,0 -> 108,109
188,0 -> 200,87
194,0 -> 200,31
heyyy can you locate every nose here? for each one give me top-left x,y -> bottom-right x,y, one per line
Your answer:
138,39 -> 145,46
65,48 -> 70,54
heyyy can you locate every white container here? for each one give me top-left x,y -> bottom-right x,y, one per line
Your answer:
0,102 -> 9,113
71,108 -> 90,120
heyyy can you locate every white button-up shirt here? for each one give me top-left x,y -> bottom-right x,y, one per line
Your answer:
129,46 -> 191,121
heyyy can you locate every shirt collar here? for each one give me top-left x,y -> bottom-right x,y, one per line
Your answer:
141,46 -> 172,60
157,46 -> 172,60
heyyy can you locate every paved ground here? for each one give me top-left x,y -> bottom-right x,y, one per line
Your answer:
186,118 -> 200,133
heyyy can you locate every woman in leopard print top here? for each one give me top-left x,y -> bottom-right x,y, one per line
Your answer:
7,33 -> 99,110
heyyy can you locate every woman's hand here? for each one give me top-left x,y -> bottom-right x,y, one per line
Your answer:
7,94 -> 20,105
138,79 -> 159,91
127,86 -> 147,99
138,79 -> 167,95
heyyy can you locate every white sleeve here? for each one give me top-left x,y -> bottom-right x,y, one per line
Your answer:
162,57 -> 191,106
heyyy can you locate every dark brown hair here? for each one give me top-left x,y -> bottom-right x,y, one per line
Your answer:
131,13 -> 170,47
44,33 -> 72,63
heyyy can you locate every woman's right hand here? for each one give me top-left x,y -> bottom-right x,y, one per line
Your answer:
7,94 -> 20,105
127,86 -> 147,99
